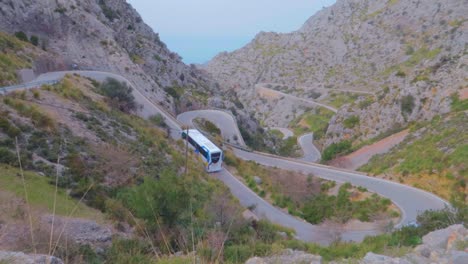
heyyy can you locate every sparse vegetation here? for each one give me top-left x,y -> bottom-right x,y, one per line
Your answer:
99,0 -> 120,21
98,78 -> 137,113
450,92 -> 468,112
54,6 -> 67,14
322,140 -> 352,161
303,183 -> 393,224
343,115 -> 360,129
224,151 -> 395,225
321,92 -> 359,108
130,54 -> 144,64
148,114 -> 167,127
29,35 -> 39,46
0,32 -> 34,86
400,95 -> 415,115
360,112 -> 467,211
14,31 -> 28,42
289,108 -> 334,139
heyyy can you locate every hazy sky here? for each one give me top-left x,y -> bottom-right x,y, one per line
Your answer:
127,0 -> 336,64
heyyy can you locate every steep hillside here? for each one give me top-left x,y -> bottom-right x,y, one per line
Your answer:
0,73 -> 298,263
0,0 -> 217,113
204,0 -> 467,148
360,92 -> 467,208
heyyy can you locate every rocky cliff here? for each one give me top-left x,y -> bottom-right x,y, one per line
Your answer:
0,0 -> 217,113
203,0 -> 467,146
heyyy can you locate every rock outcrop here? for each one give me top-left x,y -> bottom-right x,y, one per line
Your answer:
0,251 -> 63,264
41,215 -> 114,251
351,224 -> 467,264
203,0 -> 467,147
246,249 -> 322,264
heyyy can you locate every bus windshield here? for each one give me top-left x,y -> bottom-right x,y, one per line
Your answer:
211,152 -> 221,163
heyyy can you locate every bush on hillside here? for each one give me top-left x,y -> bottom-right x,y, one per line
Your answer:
343,115 -> 360,129
0,147 -> 16,165
14,31 -> 28,42
99,78 -> 136,113
29,35 -> 39,46
401,95 -> 415,115
322,140 -> 352,161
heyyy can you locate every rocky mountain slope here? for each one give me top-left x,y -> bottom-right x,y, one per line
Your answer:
0,0 -> 217,113
245,224 -> 467,264
203,0 -> 467,147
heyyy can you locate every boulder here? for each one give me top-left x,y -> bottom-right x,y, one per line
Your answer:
0,251 -> 63,264
245,249 -> 321,264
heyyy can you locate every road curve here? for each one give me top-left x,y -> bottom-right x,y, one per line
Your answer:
232,148 -> 448,228
257,82 -> 377,97
255,84 -> 338,113
3,71 -> 450,245
298,133 -> 321,162
268,127 -> 294,140
215,168 -> 378,244
177,109 -> 246,146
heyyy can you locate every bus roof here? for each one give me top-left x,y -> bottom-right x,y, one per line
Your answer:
185,129 -> 222,153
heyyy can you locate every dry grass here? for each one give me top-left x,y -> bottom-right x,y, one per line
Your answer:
91,144 -> 140,187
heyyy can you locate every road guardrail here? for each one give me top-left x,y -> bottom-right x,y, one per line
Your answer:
0,80 -> 59,95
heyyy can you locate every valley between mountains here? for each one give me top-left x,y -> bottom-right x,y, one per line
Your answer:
0,0 -> 466,263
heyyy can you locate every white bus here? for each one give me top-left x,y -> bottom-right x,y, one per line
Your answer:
181,129 -> 223,172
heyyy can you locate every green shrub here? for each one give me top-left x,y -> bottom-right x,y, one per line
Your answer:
4,98 -> 55,130
14,31 -> 28,42
416,208 -> 462,234
29,35 -> 39,46
99,78 -> 136,113
401,95 -> 415,115
148,114 -> 166,127
278,136 -> 298,156
358,98 -> 374,109
164,86 -> 183,100
99,0 -> 120,22
396,70 -> 406,77
32,89 -> 40,99
451,92 -> 468,112
303,193 -> 335,224
224,245 -> 254,263
322,140 -> 352,161
0,117 -> 21,137
117,169 -> 209,229
343,115 -> 360,129
195,118 -> 220,136
0,147 -> 17,165
54,6 -> 67,13
106,239 -> 154,264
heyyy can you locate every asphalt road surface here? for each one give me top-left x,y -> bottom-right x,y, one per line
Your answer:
298,133 -> 322,162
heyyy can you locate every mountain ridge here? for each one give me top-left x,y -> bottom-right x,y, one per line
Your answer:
203,0 -> 467,147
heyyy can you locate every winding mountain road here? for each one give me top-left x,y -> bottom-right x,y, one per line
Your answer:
257,83 -> 377,97
298,133 -> 321,162
1,71 -> 449,245
256,84 -> 338,113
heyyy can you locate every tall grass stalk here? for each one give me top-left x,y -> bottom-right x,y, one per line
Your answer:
145,191 -> 172,255
127,209 -> 161,260
47,140 -> 62,263
50,183 -> 94,257
15,137 -> 36,254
